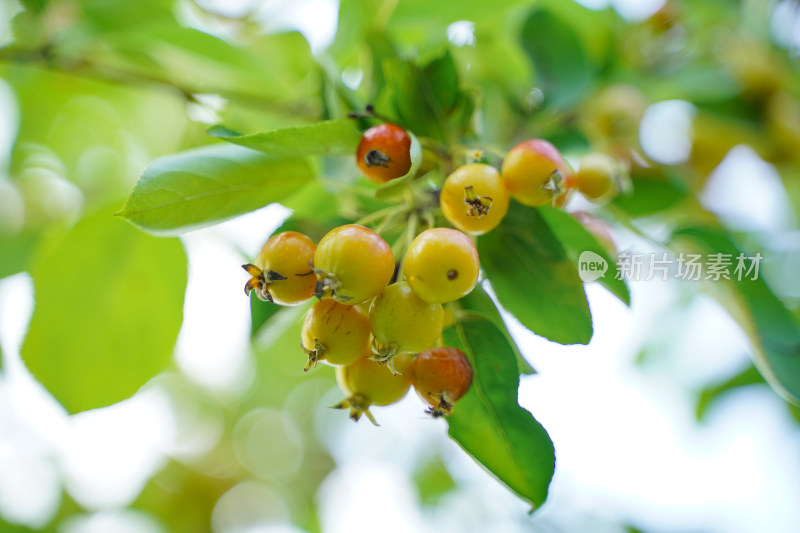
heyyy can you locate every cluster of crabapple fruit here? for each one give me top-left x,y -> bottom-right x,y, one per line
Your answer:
242,118 -> 627,425
357,122 -> 627,235
438,138 -> 628,236
242,222 -> 476,424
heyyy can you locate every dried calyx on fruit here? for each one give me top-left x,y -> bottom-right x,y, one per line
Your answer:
312,224 -> 394,305
411,347 -> 473,417
333,353 -> 413,425
300,299 -> 371,371
369,282 -> 443,374
440,163 -> 509,235
242,231 -> 316,305
501,139 -> 571,207
356,123 -> 413,183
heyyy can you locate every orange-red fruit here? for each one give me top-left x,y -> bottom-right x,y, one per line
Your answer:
356,124 -> 412,183
501,139 -> 570,207
411,347 -> 473,416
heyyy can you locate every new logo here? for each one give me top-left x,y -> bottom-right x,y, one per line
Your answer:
578,251 -> 607,282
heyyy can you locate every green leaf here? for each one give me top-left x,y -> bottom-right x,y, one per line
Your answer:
327,0 -> 382,62
696,365 -> 765,421
0,233 -> 36,279
246,303 -> 318,408
538,207 -> 630,305
672,227 -> 800,405
207,120 -> 362,158
382,59 -> 432,137
478,202 -> 592,345
459,283 -> 536,375
420,50 -> 460,115
10,6 -> 46,48
364,31 -> 399,101
282,180 -> 342,222
118,144 -> 313,235
80,0 -> 174,30
445,315 -> 555,509
96,24 -> 316,112
641,64 -> 740,104
790,402 -> 800,426
390,0 -> 522,27
21,209 -> 187,413
250,292 -> 281,340
384,51 -> 461,140
520,9 -> 591,107
532,0 -> 616,68
413,455 -> 457,505
0,517 -> 39,533
19,0 -> 48,12
373,131 -> 423,202
612,178 -> 689,216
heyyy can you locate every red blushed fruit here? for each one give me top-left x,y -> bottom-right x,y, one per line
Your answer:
411,347 -> 473,417
356,124 -> 412,183
501,139 -> 570,207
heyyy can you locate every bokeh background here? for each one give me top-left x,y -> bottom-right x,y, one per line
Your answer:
1,0 -> 800,532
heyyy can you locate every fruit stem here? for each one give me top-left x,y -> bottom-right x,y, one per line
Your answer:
314,176 -> 374,199
347,104 -> 404,130
375,206 -> 408,235
481,143 -> 510,159
390,232 -> 408,258
419,136 -> 455,176
420,210 -> 436,232
355,205 -> 406,228
395,211 -> 419,281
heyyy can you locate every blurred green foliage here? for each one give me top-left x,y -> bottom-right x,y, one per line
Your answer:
21,208 -> 187,413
